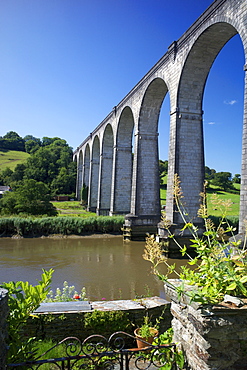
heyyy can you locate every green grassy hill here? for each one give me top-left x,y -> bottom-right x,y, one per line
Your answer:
160,175 -> 240,217
0,149 -> 29,171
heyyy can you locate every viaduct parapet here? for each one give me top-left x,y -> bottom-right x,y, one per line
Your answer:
73,0 -> 247,238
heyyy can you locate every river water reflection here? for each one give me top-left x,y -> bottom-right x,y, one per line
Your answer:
0,236 -> 183,301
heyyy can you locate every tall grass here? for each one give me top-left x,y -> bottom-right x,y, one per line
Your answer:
0,216 -> 125,237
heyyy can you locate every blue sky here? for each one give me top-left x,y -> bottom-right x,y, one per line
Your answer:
0,0 -> 245,175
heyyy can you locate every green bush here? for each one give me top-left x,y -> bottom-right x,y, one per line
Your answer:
84,310 -> 131,335
0,216 -> 125,236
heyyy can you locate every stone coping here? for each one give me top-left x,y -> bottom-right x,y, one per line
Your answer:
34,301 -> 92,313
33,296 -> 169,314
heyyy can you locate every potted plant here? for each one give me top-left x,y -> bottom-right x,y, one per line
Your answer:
134,315 -> 159,349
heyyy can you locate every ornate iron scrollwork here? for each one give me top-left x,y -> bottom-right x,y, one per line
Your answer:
7,331 -> 177,370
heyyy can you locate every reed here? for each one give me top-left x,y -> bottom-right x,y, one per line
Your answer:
0,216 -> 125,237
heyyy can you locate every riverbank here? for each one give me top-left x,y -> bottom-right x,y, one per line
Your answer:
0,215 -> 125,238
2,232 -> 122,239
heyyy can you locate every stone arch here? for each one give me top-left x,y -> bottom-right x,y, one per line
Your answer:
131,78 -> 168,218
88,135 -> 100,212
97,124 -> 114,215
110,106 -> 134,214
174,21 -> 244,225
178,22 -> 238,112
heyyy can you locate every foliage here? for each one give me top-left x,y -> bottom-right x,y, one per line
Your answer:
205,166 -> 241,192
205,166 -> 216,181
84,310 -> 132,335
81,183 -> 89,205
0,269 -> 54,363
137,315 -> 159,339
152,328 -> 185,370
144,175 -> 247,304
50,163 -> 77,195
0,131 -> 25,151
233,173 -> 241,184
159,160 -> 168,185
0,215 -> 125,236
211,171 -> 235,191
0,179 -> 58,216
0,133 -> 76,196
0,167 -> 14,186
44,281 -> 87,302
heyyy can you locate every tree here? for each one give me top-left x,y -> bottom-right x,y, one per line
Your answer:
211,172 -> 234,191
159,160 -> 168,185
51,165 -> 76,195
81,183 -> 89,205
1,133 -> 76,196
25,139 -> 41,154
24,146 -> 58,185
23,134 -> 41,144
233,173 -> 241,184
24,140 -> 75,194
205,166 -> 216,181
42,136 -> 61,146
0,179 -> 57,216
0,131 -> 25,151
10,163 -> 26,182
0,167 -> 13,185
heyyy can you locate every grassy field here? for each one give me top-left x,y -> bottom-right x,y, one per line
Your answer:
160,181 -> 240,217
52,184 -> 240,219
0,149 -> 29,171
51,201 -> 96,217
206,185 -> 240,217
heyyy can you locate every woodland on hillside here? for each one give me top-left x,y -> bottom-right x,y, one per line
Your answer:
0,131 -> 76,215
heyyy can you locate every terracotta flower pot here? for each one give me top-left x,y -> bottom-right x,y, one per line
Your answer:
134,328 -> 159,349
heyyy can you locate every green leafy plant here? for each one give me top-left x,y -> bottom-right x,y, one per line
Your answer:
143,174 -> 247,305
137,315 -> 159,339
152,328 -> 185,370
0,268 -> 54,363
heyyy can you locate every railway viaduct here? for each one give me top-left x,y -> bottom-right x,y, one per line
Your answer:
73,0 -> 247,238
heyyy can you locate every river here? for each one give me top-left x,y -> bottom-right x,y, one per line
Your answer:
0,235 -> 182,301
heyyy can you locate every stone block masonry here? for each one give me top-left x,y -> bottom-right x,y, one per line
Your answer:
164,281 -> 247,370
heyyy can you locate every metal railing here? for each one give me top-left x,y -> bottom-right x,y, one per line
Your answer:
7,331 -> 179,369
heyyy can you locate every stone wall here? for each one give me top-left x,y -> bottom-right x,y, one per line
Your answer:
164,282 -> 247,370
23,298 -> 172,343
0,288 -> 8,370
